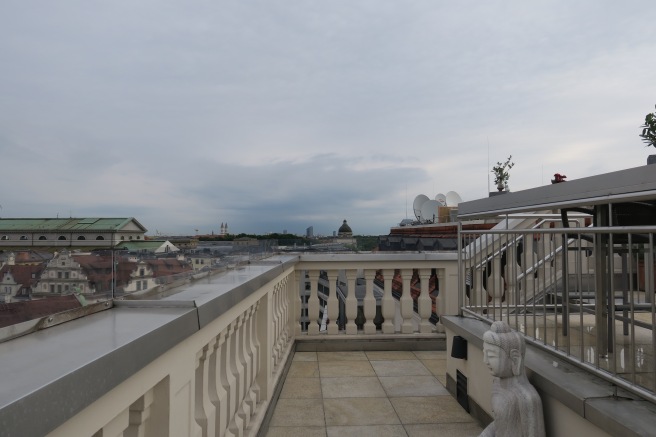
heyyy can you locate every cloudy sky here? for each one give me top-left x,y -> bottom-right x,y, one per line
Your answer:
1,1 -> 655,236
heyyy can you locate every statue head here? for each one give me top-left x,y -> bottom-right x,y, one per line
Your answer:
483,321 -> 525,378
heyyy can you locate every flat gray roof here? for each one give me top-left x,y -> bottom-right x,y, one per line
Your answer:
458,165 -> 656,219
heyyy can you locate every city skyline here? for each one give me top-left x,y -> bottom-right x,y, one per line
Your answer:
1,1 -> 655,236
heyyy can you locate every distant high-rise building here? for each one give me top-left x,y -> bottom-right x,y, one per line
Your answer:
306,226 -> 313,238
283,229 -> 287,235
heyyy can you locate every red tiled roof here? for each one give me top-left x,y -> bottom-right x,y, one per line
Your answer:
0,295 -> 82,328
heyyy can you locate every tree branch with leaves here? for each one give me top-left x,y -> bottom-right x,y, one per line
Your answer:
640,105 -> 656,148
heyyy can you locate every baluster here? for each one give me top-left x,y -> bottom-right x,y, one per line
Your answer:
294,270 -> 303,335
381,269 -> 395,333
363,270 -> 377,334
244,303 -> 261,416
326,270 -> 339,334
271,284 -> 282,367
231,314 -> 247,434
279,276 -> 290,344
211,332 -> 229,437
418,269 -> 432,333
238,308 -> 254,428
100,408 -> 130,437
307,270 -> 320,334
194,345 -> 210,437
124,390 -> 154,437
223,322 -> 240,437
344,269 -> 358,334
400,268 -> 414,333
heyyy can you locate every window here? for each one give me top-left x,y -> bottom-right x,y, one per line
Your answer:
65,285 -> 69,291
65,272 -> 69,279
58,272 -> 62,279
50,285 -> 55,293
77,236 -> 86,240
96,236 -> 104,240
19,235 -> 28,240
38,236 -> 47,240
136,281 -> 141,291
58,236 -> 67,240
129,236 -> 133,240
0,236 -> 7,240
121,236 -> 125,241
57,285 -> 62,293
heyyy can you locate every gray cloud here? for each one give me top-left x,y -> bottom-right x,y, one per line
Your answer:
1,1 -> 655,235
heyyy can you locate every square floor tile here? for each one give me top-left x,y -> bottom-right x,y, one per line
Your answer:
293,352 -> 318,361
390,396 -> 474,424
280,377 -> 322,399
318,351 -> 368,361
324,397 -> 400,426
270,398 -> 325,427
287,361 -> 320,378
321,376 -> 386,398
370,360 -> 430,377
420,359 -> 447,377
266,426 -> 326,437
319,360 -> 376,377
405,422 -> 483,437
326,425 -> 407,437
365,351 -> 416,361
413,351 -> 447,360
379,376 -> 448,397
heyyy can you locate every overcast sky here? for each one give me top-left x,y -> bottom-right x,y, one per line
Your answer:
1,1 -> 655,236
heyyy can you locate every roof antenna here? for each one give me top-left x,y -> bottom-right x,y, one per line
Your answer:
487,137 -> 490,193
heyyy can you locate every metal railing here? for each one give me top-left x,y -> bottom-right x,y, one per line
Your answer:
460,218 -> 656,402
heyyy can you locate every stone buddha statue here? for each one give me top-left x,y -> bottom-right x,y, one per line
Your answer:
481,321 -> 545,437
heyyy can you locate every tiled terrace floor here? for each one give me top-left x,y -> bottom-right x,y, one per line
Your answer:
266,350 -> 483,437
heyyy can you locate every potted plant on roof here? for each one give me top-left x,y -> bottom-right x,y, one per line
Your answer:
492,155 -> 514,192
640,105 -> 656,165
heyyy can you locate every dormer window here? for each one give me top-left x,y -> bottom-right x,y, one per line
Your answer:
58,236 -> 67,240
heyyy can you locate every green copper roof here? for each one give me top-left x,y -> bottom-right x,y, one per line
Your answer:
0,218 -> 147,232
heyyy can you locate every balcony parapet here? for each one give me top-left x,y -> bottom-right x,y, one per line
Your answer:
0,253 -> 458,437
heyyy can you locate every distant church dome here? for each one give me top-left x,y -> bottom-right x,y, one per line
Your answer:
338,220 -> 353,237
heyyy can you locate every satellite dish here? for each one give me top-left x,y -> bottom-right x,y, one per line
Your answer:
445,191 -> 462,206
413,194 -> 430,221
435,193 -> 447,206
420,200 -> 440,224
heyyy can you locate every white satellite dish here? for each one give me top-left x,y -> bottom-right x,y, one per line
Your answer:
445,191 -> 463,206
413,194 -> 430,221
420,200 -> 440,224
435,193 -> 447,206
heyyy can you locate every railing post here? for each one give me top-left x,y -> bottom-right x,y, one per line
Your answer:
400,268 -> 414,334
345,269 -> 358,334
363,269 -> 377,334
326,270 -> 339,334
418,269 -> 432,333
381,269 -> 395,334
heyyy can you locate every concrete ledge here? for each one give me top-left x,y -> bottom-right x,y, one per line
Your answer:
443,315 -> 656,437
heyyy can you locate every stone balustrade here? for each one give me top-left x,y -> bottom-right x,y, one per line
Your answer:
0,253 -> 457,437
